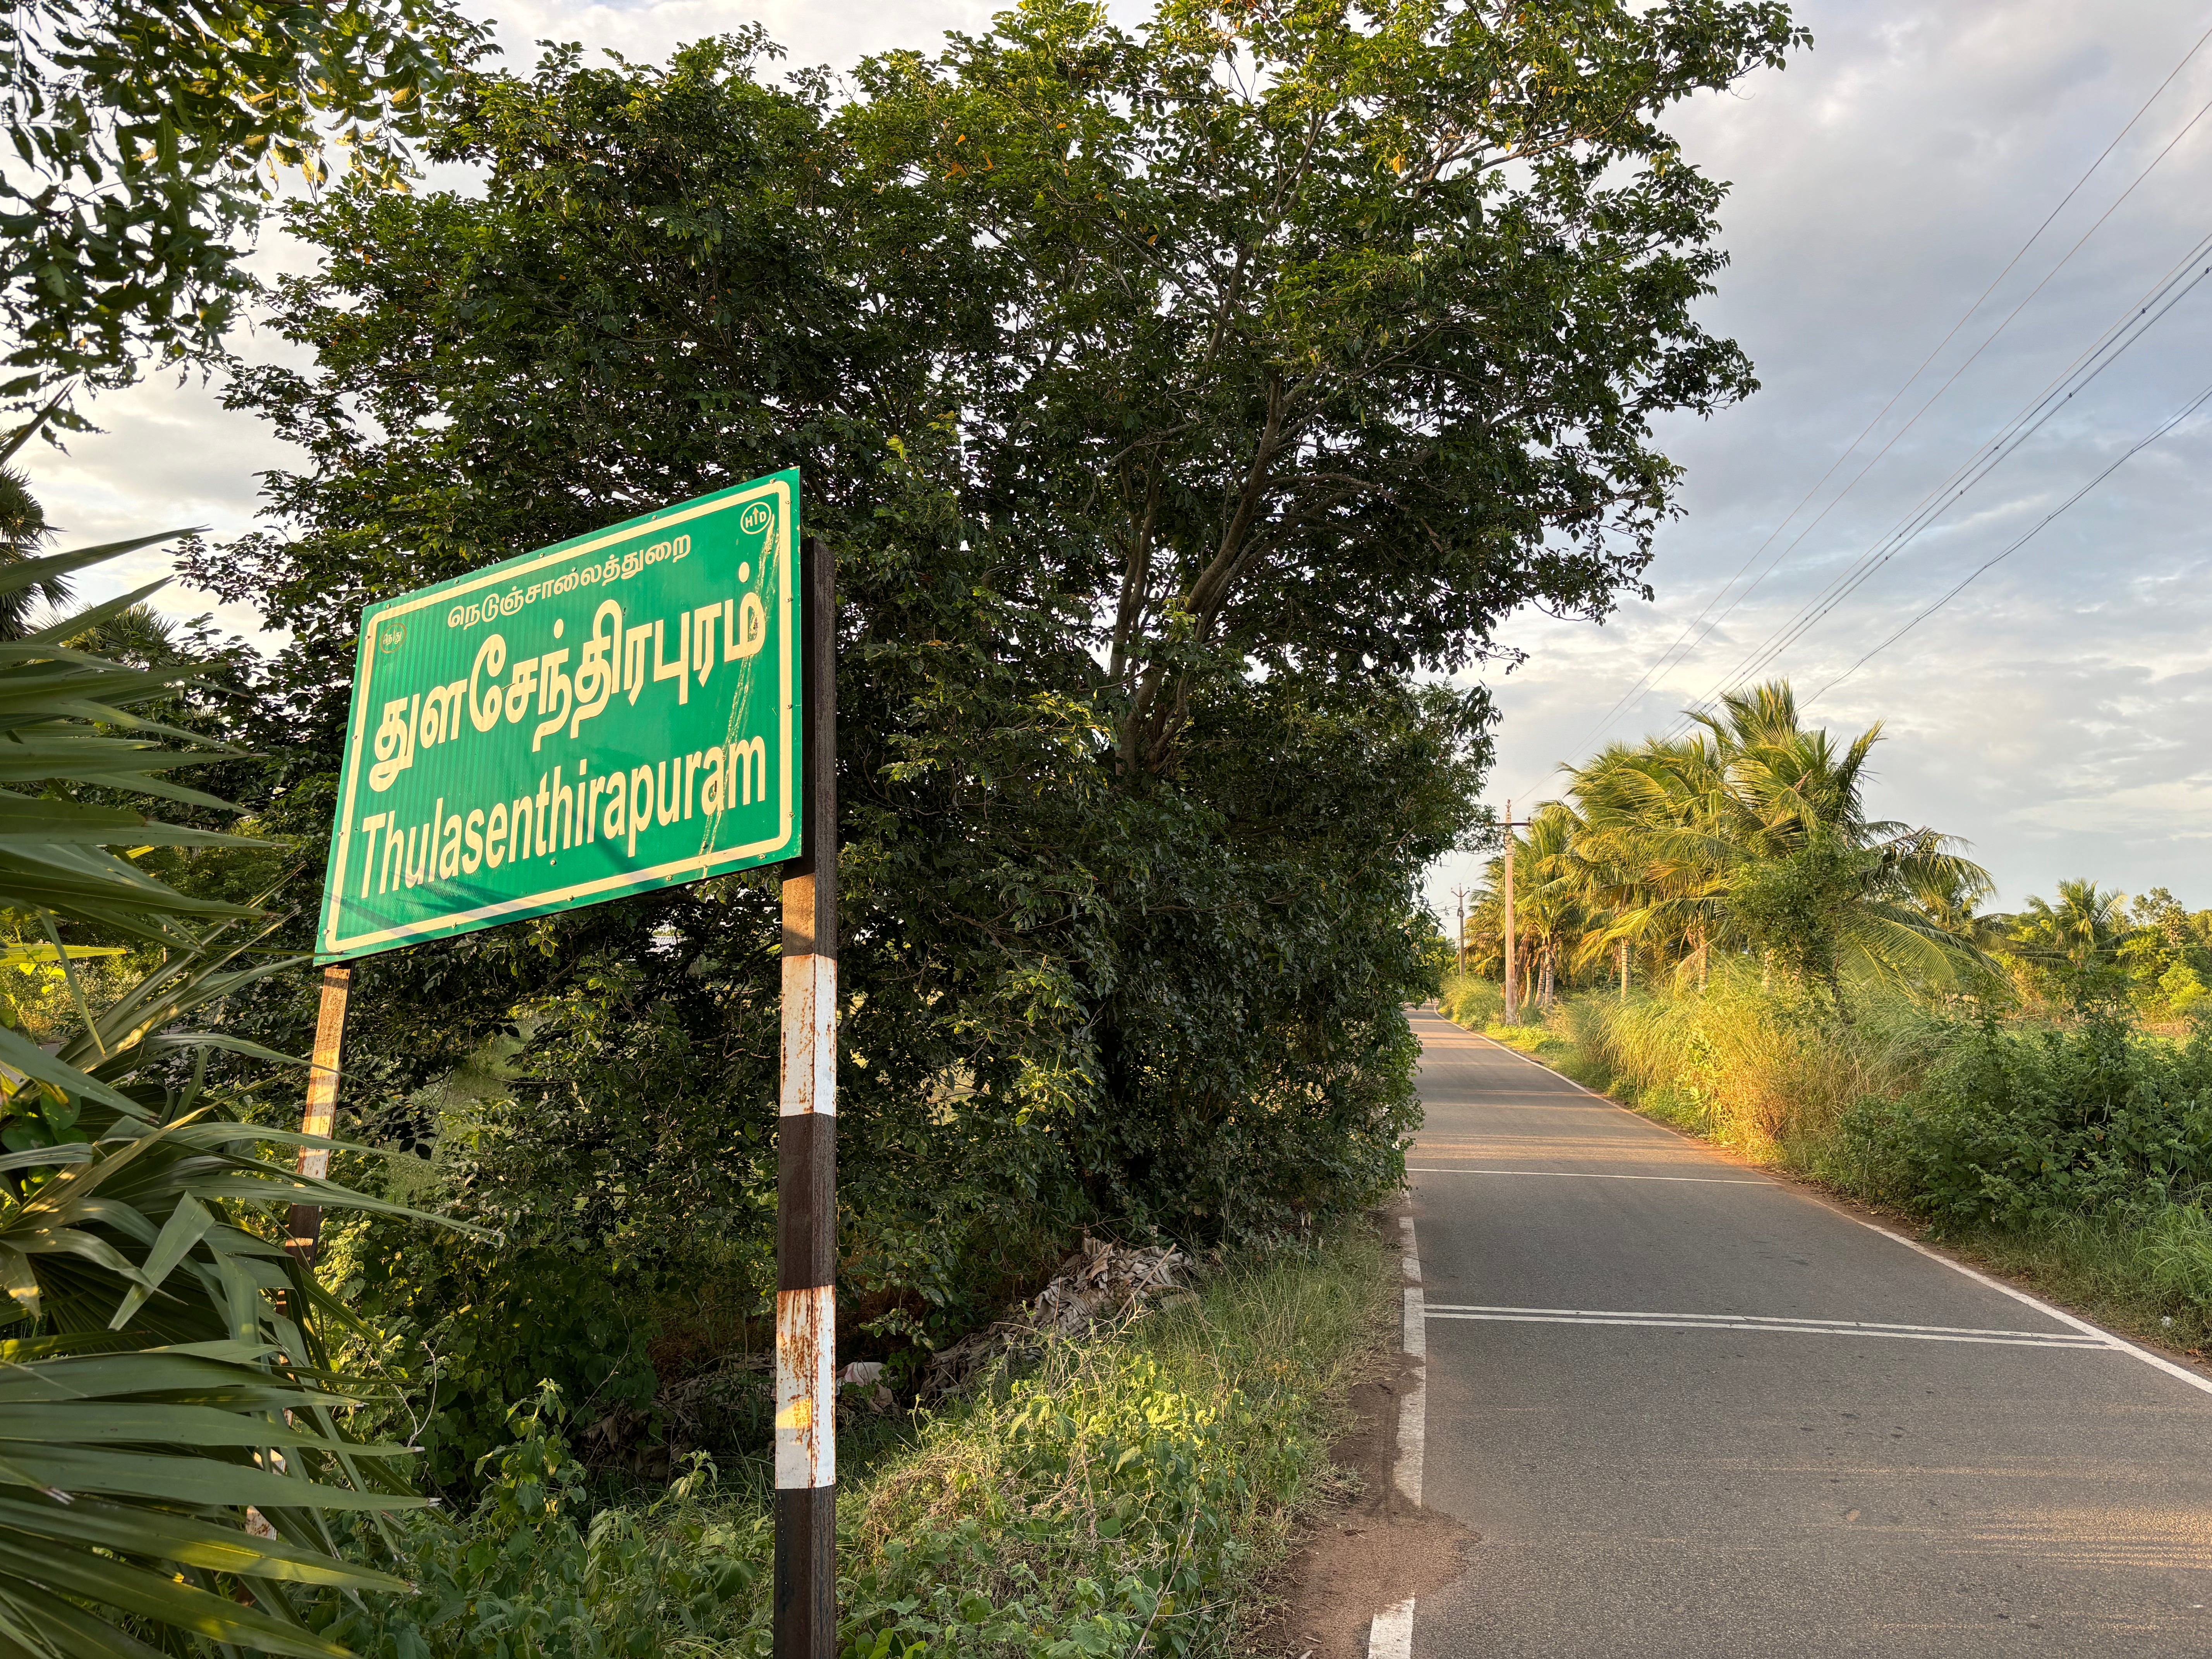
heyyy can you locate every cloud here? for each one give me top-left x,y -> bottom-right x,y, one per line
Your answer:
1431,0 -> 2212,922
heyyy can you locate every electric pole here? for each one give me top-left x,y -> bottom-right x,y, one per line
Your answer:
1450,885 -> 1470,979
1502,799 -> 1518,1024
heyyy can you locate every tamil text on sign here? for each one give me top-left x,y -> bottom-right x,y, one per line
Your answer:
316,470 -> 802,961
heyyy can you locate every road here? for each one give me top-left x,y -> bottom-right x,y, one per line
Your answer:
1396,1007 -> 2212,1658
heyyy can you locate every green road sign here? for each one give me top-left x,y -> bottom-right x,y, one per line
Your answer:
316,470 -> 802,962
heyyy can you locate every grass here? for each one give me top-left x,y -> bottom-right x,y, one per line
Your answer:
832,1225 -> 1397,1657
1434,969 -> 2212,1362
1436,974 -> 1570,1059
333,1225 -> 1400,1658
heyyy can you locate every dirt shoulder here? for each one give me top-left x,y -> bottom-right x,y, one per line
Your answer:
1244,1213 -> 1471,1659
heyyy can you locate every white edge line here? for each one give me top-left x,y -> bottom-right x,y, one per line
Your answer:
1425,1304 -> 2108,1339
1424,1312 -> 2110,1348
1407,1165 -> 1767,1186
1377,1218 -> 1424,1652
1855,1218 -> 2212,1397
1428,1015 -> 2212,1401
1368,1596 -> 1415,1659
1396,1215 -> 1425,1508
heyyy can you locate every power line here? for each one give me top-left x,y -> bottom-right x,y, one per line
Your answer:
1548,15 -> 2212,774
1801,376 -> 2212,706
1664,88 -> 2212,740
1657,229 -> 2212,739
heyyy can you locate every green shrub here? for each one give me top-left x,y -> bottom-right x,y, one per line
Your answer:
317,1230 -> 1388,1658
1848,1014 -> 2212,1230
316,1385 -> 768,1659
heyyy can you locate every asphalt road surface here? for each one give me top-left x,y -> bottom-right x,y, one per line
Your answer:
1402,1007 -> 2212,1658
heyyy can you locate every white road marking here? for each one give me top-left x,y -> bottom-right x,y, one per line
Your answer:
1426,1304 -> 2113,1348
1408,1164 -> 1767,1186
1430,1303 -> 2104,1340
1397,1215 -> 1426,1506
1368,1596 -> 1415,1659
1851,1218 -> 2212,1398
1364,1223 -> 1424,1659
1426,1024 -> 2212,1395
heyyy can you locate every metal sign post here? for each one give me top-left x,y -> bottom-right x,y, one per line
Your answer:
775,536 -> 836,1657
301,480 -> 843,1653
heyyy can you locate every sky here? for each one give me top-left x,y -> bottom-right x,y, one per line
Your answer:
24,0 -> 2212,917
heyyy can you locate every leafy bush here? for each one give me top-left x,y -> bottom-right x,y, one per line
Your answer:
315,1386 -> 766,1659
316,1230 -> 1388,1659
1846,1015 -> 2212,1229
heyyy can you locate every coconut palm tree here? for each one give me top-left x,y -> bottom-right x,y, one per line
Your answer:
0,396 -> 83,636
1537,681 -> 1993,999
2011,879 -> 2129,971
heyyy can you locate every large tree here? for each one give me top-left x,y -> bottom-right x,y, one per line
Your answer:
183,2 -> 1803,1470
844,0 -> 1806,773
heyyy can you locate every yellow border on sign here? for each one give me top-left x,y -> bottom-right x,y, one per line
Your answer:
319,478 -> 797,958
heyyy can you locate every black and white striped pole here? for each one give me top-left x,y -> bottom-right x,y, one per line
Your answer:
775,534 -> 837,1657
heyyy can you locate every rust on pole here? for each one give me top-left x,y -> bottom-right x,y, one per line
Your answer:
775,535 -> 837,1659
285,964 -> 353,1270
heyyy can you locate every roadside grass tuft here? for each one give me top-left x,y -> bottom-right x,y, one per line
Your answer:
838,1226 -> 1395,1656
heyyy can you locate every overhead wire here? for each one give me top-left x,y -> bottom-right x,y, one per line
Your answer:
1659,84 -> 2212,740
1801,376 -> 2212,706
1542,15 -> 2212,780
1654,225 -> 2212,740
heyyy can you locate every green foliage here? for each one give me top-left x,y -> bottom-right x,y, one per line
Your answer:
314,1385 -> 764,1659
157,0 -> 1807,1478
317,1230 -> 1386,1659
1990,882 -> 2212,1020
1847,1014 -> 2212,1231
0,520 -> 467,1652
0,0 -> 492,402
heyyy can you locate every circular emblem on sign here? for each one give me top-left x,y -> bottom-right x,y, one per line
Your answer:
377,620 -> 406,654
739,502 -> 773,536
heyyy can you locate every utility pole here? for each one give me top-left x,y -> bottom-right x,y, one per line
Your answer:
776,536 -> 838,1659
1450,885 -> 1470,979
1501,799 -> 1518,1024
